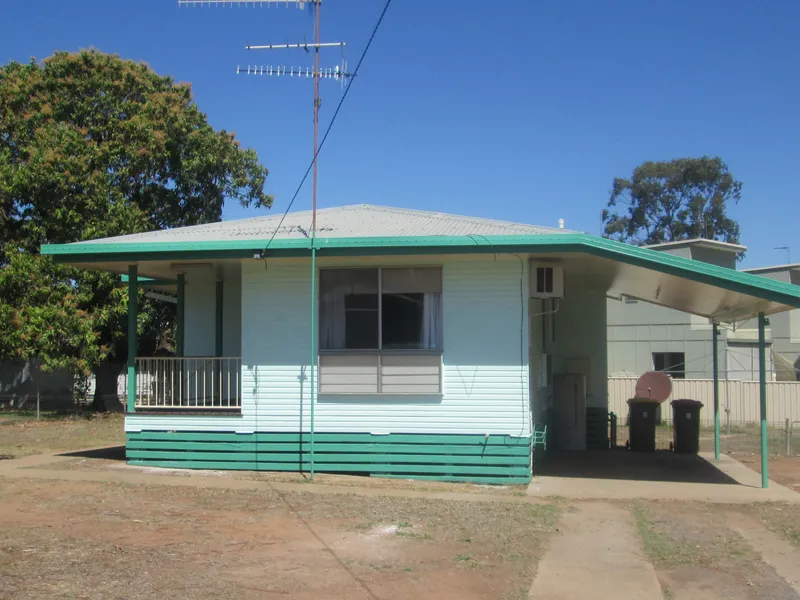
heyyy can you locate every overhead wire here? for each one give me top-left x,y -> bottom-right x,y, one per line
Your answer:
260,0 -> 394,255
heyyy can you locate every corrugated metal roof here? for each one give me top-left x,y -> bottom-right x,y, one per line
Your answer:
75,204 -> 569,245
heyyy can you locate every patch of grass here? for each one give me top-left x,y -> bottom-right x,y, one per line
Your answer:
632,504 -> 696,568
529,503 -> 560,527
396,530 -> 433,540
456,554 -> 471,562
0,412 -> 124,458
397,521 -> 412,529
460,536 -> 472,543
748,504 -> 800,550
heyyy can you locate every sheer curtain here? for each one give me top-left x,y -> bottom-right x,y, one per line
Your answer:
421,292 -> 442,349
320,286 -> 346,349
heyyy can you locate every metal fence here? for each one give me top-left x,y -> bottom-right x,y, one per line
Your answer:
608,377 -> 800,428
135,357 -> 241,410
609,377 -> 800,456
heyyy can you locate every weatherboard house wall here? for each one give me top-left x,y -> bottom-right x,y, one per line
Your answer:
124,254 -> 535,483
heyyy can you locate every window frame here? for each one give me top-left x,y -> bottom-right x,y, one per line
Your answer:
318,265 -> 444,355
317,265 -> 444,396
652,351 -> 686,380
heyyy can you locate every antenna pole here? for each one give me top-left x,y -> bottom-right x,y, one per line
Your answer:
312,0 -> 320,240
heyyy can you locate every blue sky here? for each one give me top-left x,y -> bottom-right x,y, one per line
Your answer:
1,0 -> 798,268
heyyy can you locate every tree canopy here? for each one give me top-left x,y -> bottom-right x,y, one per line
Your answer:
0,50 -> 271,393
601,157 -> 742,246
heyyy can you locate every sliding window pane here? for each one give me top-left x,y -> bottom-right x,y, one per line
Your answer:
381,267 -> 442,350
320,269 -> 379,349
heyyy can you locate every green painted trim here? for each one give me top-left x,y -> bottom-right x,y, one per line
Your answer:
125,450 -> 530,467
176,274 -> 185,358
41,233 -> 800,309
121,275 -> 178,286
712,323 -> 720,461
215,280 -> 223,357
126,440 -> 531,455
758,312 -> 769,489
127,265 -> 138,413
124,431 -> 532,482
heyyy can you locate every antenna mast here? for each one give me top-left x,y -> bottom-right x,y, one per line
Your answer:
180,0 -> 350,240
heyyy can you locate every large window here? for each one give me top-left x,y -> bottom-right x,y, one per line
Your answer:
319,267 -> 442,351
318,267 -> 443,395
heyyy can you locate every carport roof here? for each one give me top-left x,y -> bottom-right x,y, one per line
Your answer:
40,206 -> 800,323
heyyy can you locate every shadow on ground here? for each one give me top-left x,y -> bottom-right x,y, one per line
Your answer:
58,445 -> 126,461
536,449 -> 739,484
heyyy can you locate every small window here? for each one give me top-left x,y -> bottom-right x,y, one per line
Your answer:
652,352 -> 685,379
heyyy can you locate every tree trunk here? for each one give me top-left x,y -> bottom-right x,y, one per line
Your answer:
91,362 -> 126,412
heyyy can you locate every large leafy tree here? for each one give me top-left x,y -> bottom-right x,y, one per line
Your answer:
0,50 -> 271,407
601,157 -> 742,246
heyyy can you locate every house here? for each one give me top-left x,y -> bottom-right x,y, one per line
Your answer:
607,239 -> 800,381
40,204 -> 800,484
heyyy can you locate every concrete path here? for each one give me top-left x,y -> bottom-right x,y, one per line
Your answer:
730,515 -> 800,597
529,502 -> 663,600
529,453 -> 800,504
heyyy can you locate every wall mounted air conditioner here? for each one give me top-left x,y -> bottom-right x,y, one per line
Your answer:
530,263 -> 564,298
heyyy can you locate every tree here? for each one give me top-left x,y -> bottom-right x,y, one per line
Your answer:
0,50 -> 272,408
601,157 -> 742,246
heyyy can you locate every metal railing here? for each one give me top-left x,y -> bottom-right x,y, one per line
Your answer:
135,357 -> 241,410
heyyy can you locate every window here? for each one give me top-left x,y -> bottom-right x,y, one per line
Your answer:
652,352 -> 685,379
318,267 -> 443,395
319,267 -> 442,351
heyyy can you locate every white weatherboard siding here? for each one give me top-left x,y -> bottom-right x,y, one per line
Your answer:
127,255 -> 530,434
184,280 -> 216,357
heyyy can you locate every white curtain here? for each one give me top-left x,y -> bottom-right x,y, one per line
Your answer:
421,292 -> 442,349
320,288 -> 346,349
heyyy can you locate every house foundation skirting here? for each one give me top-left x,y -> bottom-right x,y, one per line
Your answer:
126,431 -> 532,484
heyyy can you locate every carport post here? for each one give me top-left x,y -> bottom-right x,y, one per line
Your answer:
127,265 -> 138,413
712,323 -> 720,461
758,312 -> 768,489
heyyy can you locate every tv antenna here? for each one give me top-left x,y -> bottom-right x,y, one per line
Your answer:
179,0 -> 350,241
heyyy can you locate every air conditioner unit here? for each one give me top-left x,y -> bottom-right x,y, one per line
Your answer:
530,263 -> 564,298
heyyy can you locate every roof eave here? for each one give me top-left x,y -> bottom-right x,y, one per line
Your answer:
40,233 -> 800,312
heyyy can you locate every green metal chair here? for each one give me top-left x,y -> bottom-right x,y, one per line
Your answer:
532,424 -> 547,474
532,424 -> 547,451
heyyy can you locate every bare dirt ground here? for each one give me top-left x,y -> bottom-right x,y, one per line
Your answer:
731,454 -> 800,490
4,416 -> 800,599
0,477 -> 558,600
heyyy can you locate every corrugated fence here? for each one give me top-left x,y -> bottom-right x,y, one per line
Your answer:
608,377 -> 800,428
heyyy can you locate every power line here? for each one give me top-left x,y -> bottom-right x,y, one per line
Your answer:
260,0 -> 394,254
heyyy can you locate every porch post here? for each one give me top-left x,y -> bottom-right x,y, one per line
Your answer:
758,312 -> 769,489
127,265 -> 138,413
215,280 -> 223,357
712,323 -> 720,461
176,273 -> 185,358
